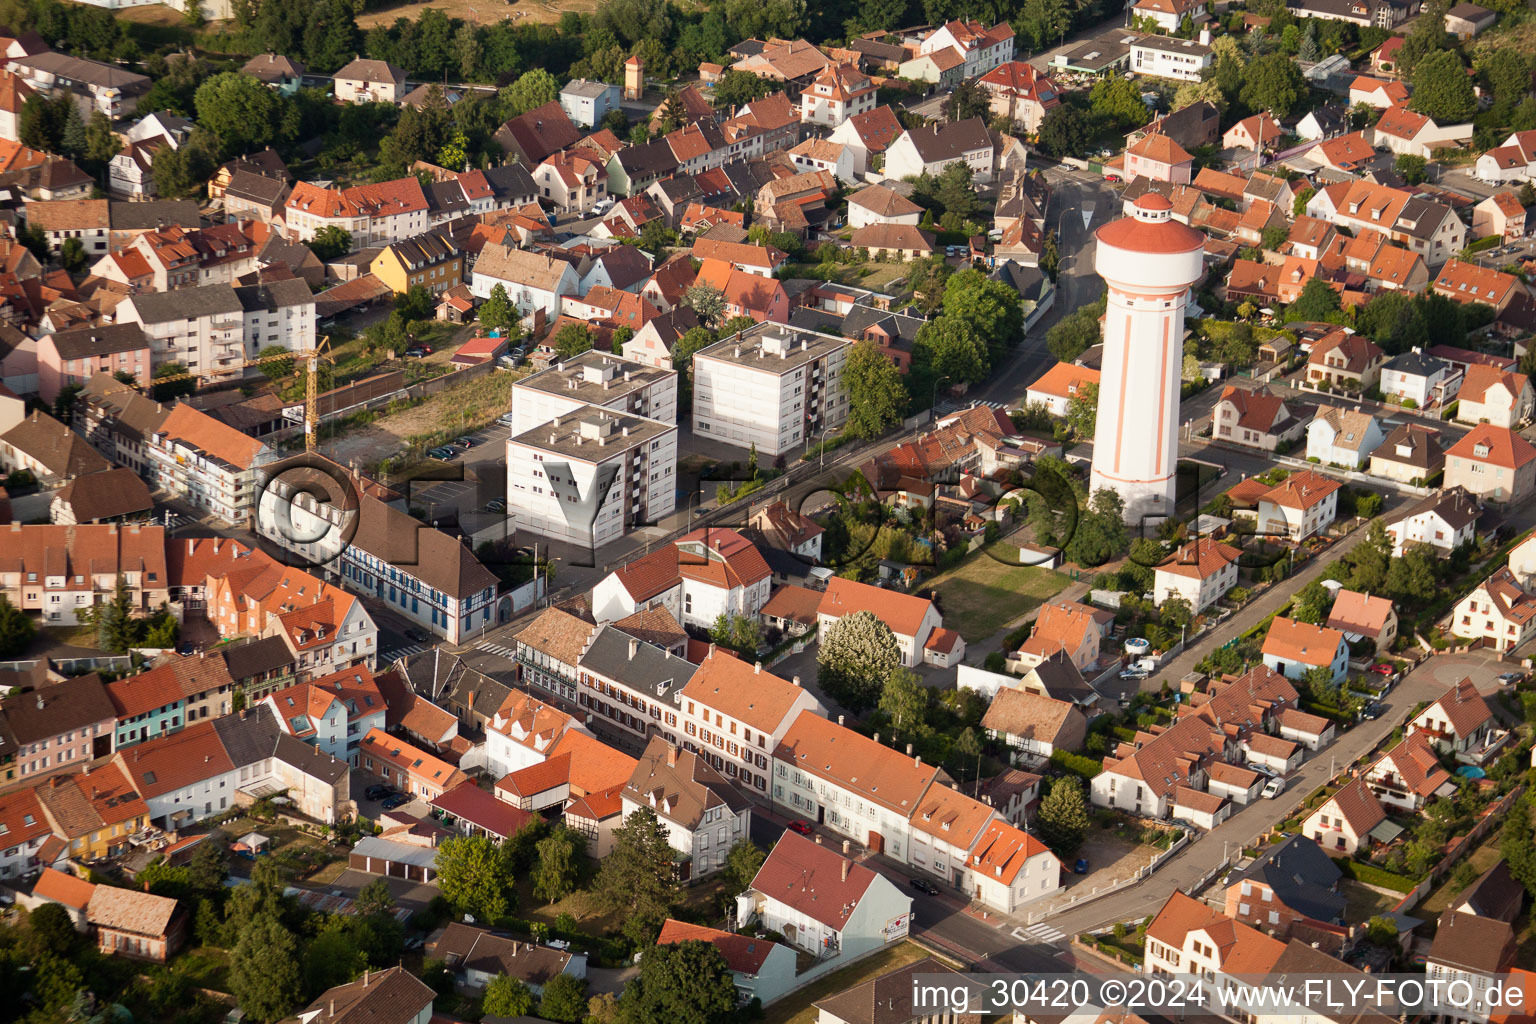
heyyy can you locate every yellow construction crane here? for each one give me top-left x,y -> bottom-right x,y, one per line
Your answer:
94,335 -> 334,452
303,335 -> 333,454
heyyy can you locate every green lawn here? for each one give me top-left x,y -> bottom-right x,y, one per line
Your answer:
1339,879 -> 1401,922
928,555 -> 1070,643
761,941 -> 937,1024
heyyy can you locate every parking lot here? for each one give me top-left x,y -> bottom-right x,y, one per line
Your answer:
1469,236 -> 1536,268
409,420 -> 512,524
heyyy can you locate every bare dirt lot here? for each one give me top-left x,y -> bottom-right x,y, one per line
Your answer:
317,370 -> 513,467
355,0 -> 596,29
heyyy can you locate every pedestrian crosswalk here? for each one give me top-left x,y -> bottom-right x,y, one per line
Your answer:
474,641 -> 518,659
378,644 -> 428,665
1015,923 -> 1066,946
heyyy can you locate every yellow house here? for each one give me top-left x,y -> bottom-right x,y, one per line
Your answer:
34,765 -> 150,861
370,232 -> 463,296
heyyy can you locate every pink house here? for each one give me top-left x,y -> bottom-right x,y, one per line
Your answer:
1124,133 -> 1193,184
37,323 -> 153,404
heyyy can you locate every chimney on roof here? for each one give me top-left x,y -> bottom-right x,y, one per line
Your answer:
629,637 -> 639,659
754,661 -> 761,674
709,642 -> 717,656
906,743 -> 913,755
792,675 -> 800,687
666,744 -> 678,767
873,733 -> 879,744
838,714 -> 844,725
841,859 -> 850,881
814,834 -> 822,844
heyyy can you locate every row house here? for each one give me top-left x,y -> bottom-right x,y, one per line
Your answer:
1306,180 -> 1465,267
917,19 -> 1015,78
772,709 -> 937,863
213,706 -> 348,822
2,672 -> 115,783
283,177 -> 430,250
621,737 -> 751,880
262,664 -> 386,766
0,522 -> 167,627
574,625 -> 697,750
35,323 -> 151,405
254,464 -> 499,643
0,787 -> 55,879
676,650 -> 823,798
119,285 -> 245,385
32,763 -> 148,863
358,727 -> 467,802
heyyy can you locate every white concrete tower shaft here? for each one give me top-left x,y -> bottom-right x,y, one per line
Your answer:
1089,192 -> 1207,523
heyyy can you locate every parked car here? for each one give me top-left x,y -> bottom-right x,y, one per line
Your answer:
1073,858 -> 1089,874
910,877 -> 940,896
1369,663 -> 1396,676
403,347 -> 428,359
1499,672 -> 1524,686
1360,701 -> 1384,720
1245,762 -> 1277,778
429,447 -> 458,460
496,412 -> 515,426
380,793 -> 410,810
785,820 -> 814,836
365,785 -> 394,801
1262,776 -> 1286,799
1119,667 -> 1150,680
485,498 -> 508,513
403,627 -> 431,643
453,436 -> 476,449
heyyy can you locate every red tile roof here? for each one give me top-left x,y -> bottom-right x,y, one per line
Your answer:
1261,617 -> 1345,667
817,577 -> 937,637
775,710 -> 938,815
657,919 -> 783,975
748,830 -> 879,931
1447,424 -> 1536,470
965,820 -> 1057,885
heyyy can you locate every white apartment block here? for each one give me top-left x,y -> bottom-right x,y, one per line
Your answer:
1129,35 -> 1213,81
692,323 -> 851,458
510,352 -> 677,437
237,279 -> 316,358
119,285 -> 245,383
506,406 -> 677,549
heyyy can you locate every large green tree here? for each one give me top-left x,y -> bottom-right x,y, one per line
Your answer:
435,835 -> 515,923
818,610 -> 901,712
0,593 -> 36,657
194,72 -> 283,157
533,825 -> 580,905
1089,76 -> 1148,129
1241,53 -> 1305,119
842,339 -> 908,439
230,913 -> 302,1023
499,69 -> 561,117
538,973 -> 589,1023
1410,49 -> 1477,123
879,666 -> 929,740
619,939 -> 738,1024
1287,277 -> 1342,323
594,808 -> 680,944
1036,776 -> 1090,856
482,976 -> 535,1017
308,225 -> 352,262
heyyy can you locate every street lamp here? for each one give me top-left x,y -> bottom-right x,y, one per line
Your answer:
932,374 -> 952,414
818,425 -> 836,472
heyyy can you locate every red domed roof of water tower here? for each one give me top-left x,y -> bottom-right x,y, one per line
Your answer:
1096,193 -> 1206,255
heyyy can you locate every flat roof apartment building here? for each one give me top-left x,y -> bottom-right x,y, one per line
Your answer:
505,405 -> 677,548
509,351 -> 677,437
692,323 -> 851,457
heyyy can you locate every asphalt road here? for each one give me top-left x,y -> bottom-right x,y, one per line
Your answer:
976,167 -> 1121,409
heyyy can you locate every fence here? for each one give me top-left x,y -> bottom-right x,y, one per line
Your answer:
1209,443 -> 1434,498
1391,782 -> 1525,914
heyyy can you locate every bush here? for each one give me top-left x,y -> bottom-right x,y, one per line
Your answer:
1333,857 -> 1418,891
1050,749 -> 1104,780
